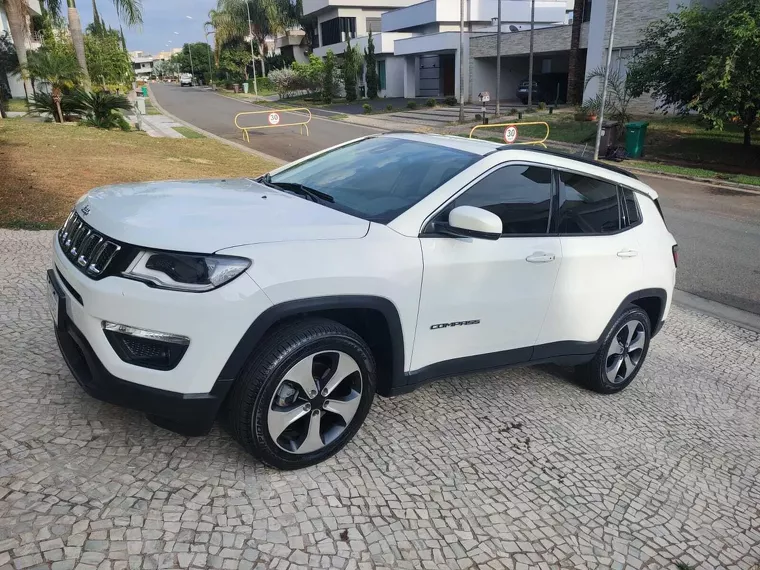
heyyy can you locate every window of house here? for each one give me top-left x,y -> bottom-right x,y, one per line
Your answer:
557,171 -> 621,234
447,165 -> 553,235
366,17 -> 382,33
582,0 -> 593,22
378,60 -> 386,91
320,17 -> 356,46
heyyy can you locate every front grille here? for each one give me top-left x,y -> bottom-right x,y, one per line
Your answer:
58,211 -> 121,278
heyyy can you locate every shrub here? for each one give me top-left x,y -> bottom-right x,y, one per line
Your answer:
363,103 -> 372,114
292,54 -> 324,94
426,98 -> 436,107
475,113 -> 482,120
386,104 -> 393,111
322,50 -> 338,104
537,101 -> 547,111
342,38 -> 361,103
71,89 -> 132,129
268,68 -> 299,99
364,32 -> 378,99
508,108 -> 518,115
29,91 -> 85,121
407,100 -> 418,110
444,96 -> 458,106
255,76 -> 274,93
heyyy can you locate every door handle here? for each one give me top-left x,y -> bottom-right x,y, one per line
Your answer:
526,252 -> 556,263
617,249 -> 639,258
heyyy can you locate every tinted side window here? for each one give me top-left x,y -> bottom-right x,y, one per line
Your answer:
622,188 -> 641,226
557,172 -> 620,234
450,165 -> 553,234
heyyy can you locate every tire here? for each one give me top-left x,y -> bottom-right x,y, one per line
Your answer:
576,305 -> 651,394
226,318 -> 376,470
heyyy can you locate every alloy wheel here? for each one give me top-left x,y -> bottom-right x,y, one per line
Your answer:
266,351 -> 362,454
605,320 -> 646,384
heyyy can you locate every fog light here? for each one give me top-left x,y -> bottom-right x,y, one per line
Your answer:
103,322 -> 189,371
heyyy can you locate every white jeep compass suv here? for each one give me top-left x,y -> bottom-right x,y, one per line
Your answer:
48,134 -> 677,470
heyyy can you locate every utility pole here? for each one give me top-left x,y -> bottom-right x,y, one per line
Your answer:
205,28 -> 214,89
458,0 -> 465,122
495,0 -> 501,116
593,0 -> 619,160
527,0 -> 535,108
244,0 -> 259,96
188,46 -> 195,83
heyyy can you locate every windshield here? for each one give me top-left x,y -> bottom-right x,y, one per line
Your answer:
268,137 -> 479,223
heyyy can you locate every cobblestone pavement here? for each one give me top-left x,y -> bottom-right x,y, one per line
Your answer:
2,229 -> 760,570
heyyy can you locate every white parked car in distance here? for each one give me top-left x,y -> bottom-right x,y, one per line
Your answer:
48,134 -> 677,469
179,73 -> 193,87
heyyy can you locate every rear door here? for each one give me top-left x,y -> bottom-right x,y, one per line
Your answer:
536,170 -> 644,351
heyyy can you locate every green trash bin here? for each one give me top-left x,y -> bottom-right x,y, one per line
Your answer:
625,121 -> 649,158
141,86 -> 148,98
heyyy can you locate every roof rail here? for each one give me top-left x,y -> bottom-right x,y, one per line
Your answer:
493,146 -> 639,179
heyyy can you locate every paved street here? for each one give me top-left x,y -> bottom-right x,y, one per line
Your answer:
151,85 -> 760,317
2,230 -> 760,570
150,84 -> 380,163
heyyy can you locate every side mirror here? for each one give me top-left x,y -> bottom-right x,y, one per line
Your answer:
441,206 -> 502,240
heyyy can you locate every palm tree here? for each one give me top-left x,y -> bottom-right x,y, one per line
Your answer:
216,0 -> 295,76
25,48 -> 81,121
567,0 -> 586,105
1,0 -> 34,98
206,8 -> 245,67
54,0 -> 142,89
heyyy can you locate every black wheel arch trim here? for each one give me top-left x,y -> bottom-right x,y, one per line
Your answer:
219,296 -> 406,396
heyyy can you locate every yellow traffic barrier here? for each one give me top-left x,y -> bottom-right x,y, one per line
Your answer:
234,108 -> 312,142
469,121 -> 550,148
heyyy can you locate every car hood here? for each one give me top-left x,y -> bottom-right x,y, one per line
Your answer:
75,178 -> 369,252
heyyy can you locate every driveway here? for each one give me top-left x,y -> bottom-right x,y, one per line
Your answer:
2,229 -> 760,570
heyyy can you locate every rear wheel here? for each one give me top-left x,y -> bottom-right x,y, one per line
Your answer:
577,306 -> 651,394
227,318 -> 376,470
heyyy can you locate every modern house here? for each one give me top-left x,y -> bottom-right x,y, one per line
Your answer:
129,50 -> 155,80
469,0 -> 721,109
275,29 -> 309,63
303,0 -> 569,99
1,0 -> 43,99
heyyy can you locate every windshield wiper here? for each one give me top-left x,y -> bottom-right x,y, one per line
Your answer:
258,174 -> 334,203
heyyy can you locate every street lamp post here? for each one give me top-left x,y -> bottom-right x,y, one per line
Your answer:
204,27 -> 215,89
495,0 -> 502,116
527,0 -> 535,108
458,0 -> 465,123
593,0 -> 620,160
244,0 -> 259,96
188,46 -> 195,83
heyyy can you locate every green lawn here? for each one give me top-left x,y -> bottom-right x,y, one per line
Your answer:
172,126 -> 205,139
625,160 -> 760,187
144,99 -> 162,115
5,98 -> 29,113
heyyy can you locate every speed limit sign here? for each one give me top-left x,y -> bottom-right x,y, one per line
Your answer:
504,125 -> 518,144
268,112 -> 281,125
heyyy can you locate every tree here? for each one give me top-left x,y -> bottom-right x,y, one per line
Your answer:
627,0 -> 760,146
364,31 -> 377,99
0,32 -> 19,116
55,0 -> 143,90
585,66 -> 633,124
174,43 -> 213,83
24,48 -> 82,122
0,0 -> 34,98
342,37 -> 360,102
85,30 -> 133,87
321,49 -> 336,104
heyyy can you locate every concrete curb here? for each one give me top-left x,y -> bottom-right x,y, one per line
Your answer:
147,85 -> 286,167
625,168 -> 760,195
673,290 -> 760,334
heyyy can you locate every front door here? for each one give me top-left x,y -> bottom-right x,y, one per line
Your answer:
440,54 -> 455,97
411,164 -> 561,372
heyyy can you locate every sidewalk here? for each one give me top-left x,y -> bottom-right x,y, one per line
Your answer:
134,113 -> 185,138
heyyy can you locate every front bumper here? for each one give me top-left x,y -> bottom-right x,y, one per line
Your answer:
52,279 -> 232,435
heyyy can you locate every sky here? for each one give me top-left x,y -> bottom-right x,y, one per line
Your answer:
76,0 -> 218,55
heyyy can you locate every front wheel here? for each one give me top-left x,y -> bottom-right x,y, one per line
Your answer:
226,318 -> 376,470
576,306 -> 651,394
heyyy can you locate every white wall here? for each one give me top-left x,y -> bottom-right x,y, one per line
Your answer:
380,55 -> 406,97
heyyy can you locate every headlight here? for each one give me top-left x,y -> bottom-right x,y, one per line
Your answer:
123,251 -> 251,292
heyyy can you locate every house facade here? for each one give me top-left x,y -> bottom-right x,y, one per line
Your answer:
304,0 -> 569,99
469,0 -> 722,108
1,0 -> 43,99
